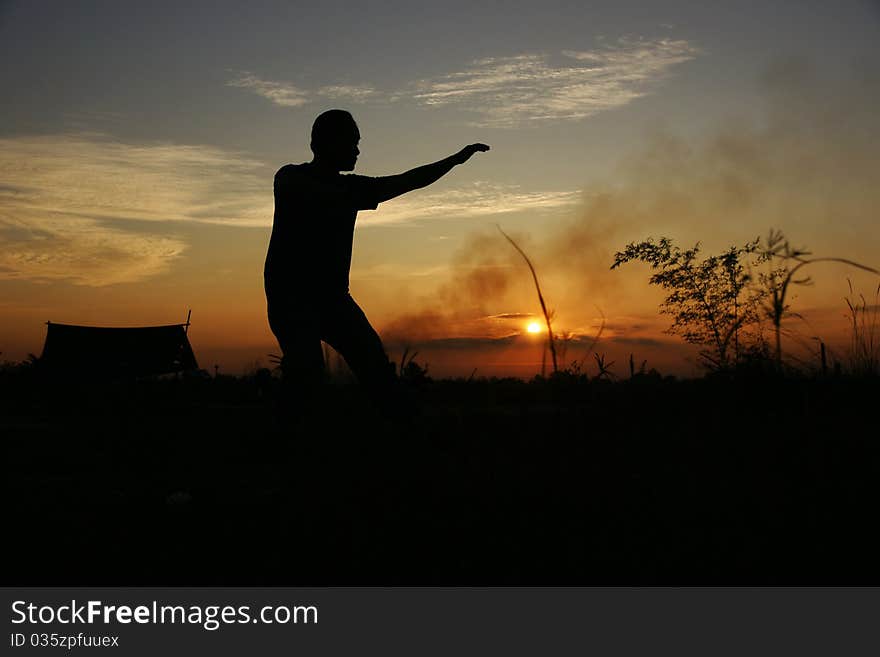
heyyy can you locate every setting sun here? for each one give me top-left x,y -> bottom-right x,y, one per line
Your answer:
527,322 -> 542,334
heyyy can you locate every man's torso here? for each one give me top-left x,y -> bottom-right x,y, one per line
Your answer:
264,162 -> 379,308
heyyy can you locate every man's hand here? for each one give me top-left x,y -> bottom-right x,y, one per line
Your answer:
453,143 -> 490,165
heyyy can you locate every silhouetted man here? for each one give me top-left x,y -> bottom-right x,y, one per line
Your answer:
265,109 -> 488,414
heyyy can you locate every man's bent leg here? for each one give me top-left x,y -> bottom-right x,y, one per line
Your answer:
268,304 -> 326,420
320,295 -> 398,403
323,295 -> 427,468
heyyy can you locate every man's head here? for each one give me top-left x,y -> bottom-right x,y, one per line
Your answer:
310,109 -> 360,171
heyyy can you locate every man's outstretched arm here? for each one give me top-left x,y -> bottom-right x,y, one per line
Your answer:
371,143 -> 490,204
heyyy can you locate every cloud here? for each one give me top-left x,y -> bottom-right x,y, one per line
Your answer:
0,133 -> 273,285
316,84 -> 378,101
408,37 -> 699,127
489,312 -> 537,320
227,71 -> 376,107
404,335 -> 519,350
605,335 -> 666,348
227,72 -> 309,107
227,37 -> 697,124
0,133 -> 273,226
0,214 -> 185,286
368,181 -> 581,225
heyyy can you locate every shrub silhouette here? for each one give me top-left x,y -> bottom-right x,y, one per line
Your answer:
611,236 -> 764,370
612,229 -> 880,372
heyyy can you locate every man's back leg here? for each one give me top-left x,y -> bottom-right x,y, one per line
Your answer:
268,306 -> 327,425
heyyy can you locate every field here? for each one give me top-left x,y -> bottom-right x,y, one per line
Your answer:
5,369 -> 879,585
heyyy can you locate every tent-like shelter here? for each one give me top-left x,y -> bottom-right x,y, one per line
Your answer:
39,318 -> 198,379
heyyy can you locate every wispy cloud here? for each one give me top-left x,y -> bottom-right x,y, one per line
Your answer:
488,312 -> 537,320
226,72 -> 310,107
0,133 -> 273,285
228,71 -> 376,107
0,213 -> 186,286
368,181 -> 581,225
407,37 -> 698,127
227,37 -> 698,123
316,84 -> 377,101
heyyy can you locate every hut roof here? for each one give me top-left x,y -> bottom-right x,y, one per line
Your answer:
40,322 -> 198,378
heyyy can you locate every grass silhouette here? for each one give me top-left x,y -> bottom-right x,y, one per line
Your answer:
845,279 -> 880,376
497,224 -> 559,374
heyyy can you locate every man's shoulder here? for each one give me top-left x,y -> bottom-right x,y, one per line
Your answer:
275,162 -> 309,179
274,163 -> 315,196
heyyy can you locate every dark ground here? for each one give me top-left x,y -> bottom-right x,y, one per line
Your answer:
4,369 -> 879,584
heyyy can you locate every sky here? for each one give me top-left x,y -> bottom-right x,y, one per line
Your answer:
1,0 -> 879,377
